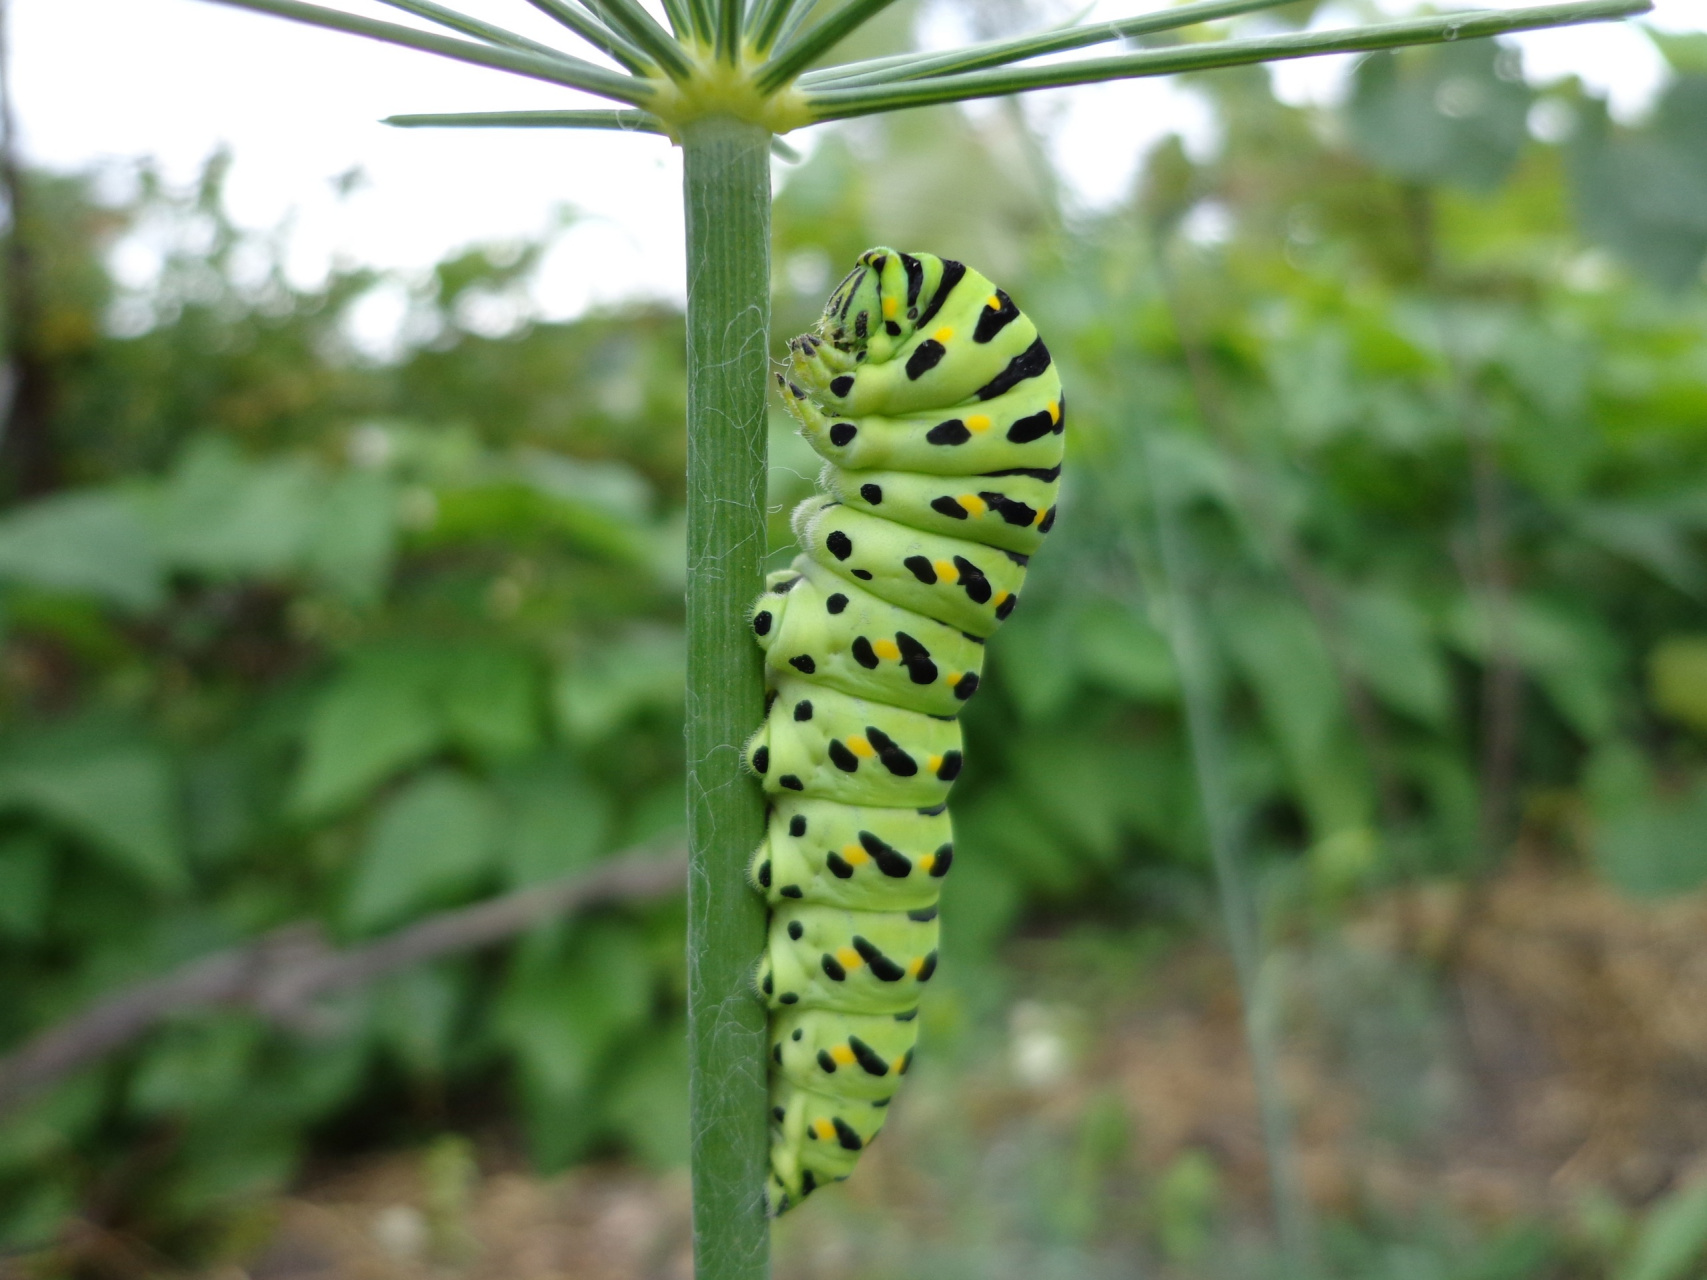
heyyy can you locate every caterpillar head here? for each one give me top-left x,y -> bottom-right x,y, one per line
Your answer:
818,247 -> 920,364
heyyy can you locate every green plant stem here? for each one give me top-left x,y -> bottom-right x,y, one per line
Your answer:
681,114 -> 773,1280
799,0 -> 1299,88
384,108 -> 664,130
195,0 -> 652,103
1130,463 -> 1315,1274
803,0 -> 1647,117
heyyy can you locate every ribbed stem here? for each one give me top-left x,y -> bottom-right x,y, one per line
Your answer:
1133,451 -> 1315,1274
681,115 -> 773,1280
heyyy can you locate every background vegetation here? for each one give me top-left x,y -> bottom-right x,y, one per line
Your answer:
4,5 -> 1707,1275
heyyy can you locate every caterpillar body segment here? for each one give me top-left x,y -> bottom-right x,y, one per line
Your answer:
742,677 -> 964,808
750,248 -> 1063,1214
748,562 -> 985,718
820,463 -> 1058,556
793,497 -> 1027,638
749,798 -> 951,913
778,374 -> 1066,478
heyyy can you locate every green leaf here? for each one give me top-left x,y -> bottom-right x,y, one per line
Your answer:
1619,1179 -> 1707,1280
500,754 -> 613,886
303,468 -> 398,603
295,642 -> 547,814
0,1071 -> 106,1177
933,825 -> 1023,960
345,770 -> 501,932
1648,636 -> 1707,733
1590,775 -> 1707,899
293,653 -> 443,816
150,441 -> 319,577
1347,40 -> 1532,192
129,1018 -> 265,1117
495,919 -> 653,1170
0,740 -> 185,891
602,1024 -> 689,1167
962,790 -> 1090,898
154,1114 -> 302,1222
441,644 -> 542,761
1447,594 -> 1621,742
1073,601 -> 1177,702
552,630 -> 684,743
1340,586 -> 1451,727
1221,592 -> 1373,837
1568,76 -> 1707,288
0,490 -> 163,610
1571,501 -> 1705,595
994,609 -> 1080,723
372,965 -> 470,1075
0,832 -> 54,937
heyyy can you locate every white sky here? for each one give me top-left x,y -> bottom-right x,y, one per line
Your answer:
13,0 -> 1707,341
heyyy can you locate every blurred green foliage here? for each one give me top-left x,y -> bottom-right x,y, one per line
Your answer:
3,13 -> 1707,1270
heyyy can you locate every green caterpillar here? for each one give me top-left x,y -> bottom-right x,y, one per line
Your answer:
745,248 -> 1064,1213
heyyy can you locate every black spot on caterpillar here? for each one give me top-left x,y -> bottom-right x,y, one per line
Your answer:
749,249 -> 1063,1213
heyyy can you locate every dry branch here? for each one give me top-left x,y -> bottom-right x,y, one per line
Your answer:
0,847 -> 686,1119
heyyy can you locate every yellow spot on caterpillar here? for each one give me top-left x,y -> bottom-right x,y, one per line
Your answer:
836,946 -> 864,970
986,294 -> 1001,309
994,590 -> 1010,607
882,296 -> 898,319
934,559 -> 959,583
831,1045 -> 856,1066
1033,507 -> 1047,526
847,735 -> 875,759
812,1118 -> 836,1141
945,672 -> 962,687
892,1056 -> 908,1074
965,414 -> 991,433
1048,400 -> 1060,423
841,843 -> 869,866
927,754 -> 943,773
919,853 -> 936,873
958,494 -> 988,517
872,638 -> 901,662
908,956 -> 925,977
933,326 -> 954,343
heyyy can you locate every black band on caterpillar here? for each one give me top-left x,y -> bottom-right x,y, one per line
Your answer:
746,249 -> 1064,1213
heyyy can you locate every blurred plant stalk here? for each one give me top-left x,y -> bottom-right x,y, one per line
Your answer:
166,0 -> 1651,1275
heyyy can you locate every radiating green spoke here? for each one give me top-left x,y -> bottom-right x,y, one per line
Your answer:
743,0 -> 793,49
384,107 -> 665,130
773,0 -> 819,47
196,0 -> 653,102
804,0 -> 1648,118
653,0 -> 696,40
755,0 -> 896,91
372,0 -> 566,60
685,0 -> 716,44
581,0 -> 697,78
520,0 -> 655,74
716,0 -> 745,61
801,0 -> 1303,88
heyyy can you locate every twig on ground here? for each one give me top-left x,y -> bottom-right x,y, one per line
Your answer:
0,846 -> 687,1119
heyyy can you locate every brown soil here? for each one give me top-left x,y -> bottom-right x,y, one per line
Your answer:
208,866 -> 1707,1279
